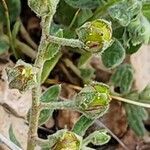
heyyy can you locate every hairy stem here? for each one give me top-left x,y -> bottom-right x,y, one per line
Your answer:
1,0 -> 18,59
47,35 -> 86,49
40,100 -> 77,110
27,0 -> 61,149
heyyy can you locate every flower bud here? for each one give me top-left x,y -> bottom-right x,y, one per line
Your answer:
76,82 -> 111,118
52,131 -> 82,150
76,19 -> 112,53
6,60 -> 37,92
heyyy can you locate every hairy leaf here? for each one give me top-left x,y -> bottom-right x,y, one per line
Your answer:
111,64 -> 134,94
39,85 -> 61,125
127,15 -> 150,45
41,29 -> 63,83
108,1 -> 142,26
28,0 -> 59,17
72,115 -> 94,136
77,9 -> 93,26
83,130 -> 111,146
64,0 -> 101,9
125,92 -> 148,136
102,39 -> 125,68
9,124 -> 22,148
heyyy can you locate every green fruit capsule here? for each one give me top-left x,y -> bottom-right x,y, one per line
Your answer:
76,19 -> 112,53
52,131 -> 82,150
76,82 -> 111,119
6,60 -> 37,92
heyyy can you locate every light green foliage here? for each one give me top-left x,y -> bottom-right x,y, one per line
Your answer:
9,124 -> 21,148
77,9 -> 93,26
0,0 -> 21,24
125,92 -> 148,136
111,64 -> 134,94
28,0 -> 60,17
127,15 -> 150,45
143,1 -> 150,21
76,19 -> 112,53
39,85 -> 61,125
72,115 -> 94,136
83,130 -> 111,146
108,0 -> 142,26
102,39 -> 125,68
64,0 -> 101,9
41,29 -> 63,83
6,60 -> 37,92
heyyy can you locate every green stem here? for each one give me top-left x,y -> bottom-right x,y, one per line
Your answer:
47,35 -> 86,49
27,1 -> 61,149
63,58 -> 81,78
1,0 -> 18,59
19,20 -> 38,50
68,8 -> 80,29
111,95 -> 150,108
40,100 -> 77,110
1,34 -> 37,59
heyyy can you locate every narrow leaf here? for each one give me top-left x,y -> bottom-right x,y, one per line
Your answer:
39,85 -> 61,125
41,29 -> 63,83
9,124 -> 21,148
72,115 -> 94,136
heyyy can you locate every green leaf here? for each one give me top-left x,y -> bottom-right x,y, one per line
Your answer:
111,64 -> 134,94
124,92 -> 148,136
83,130 -> 111,146
41,29 -> 63,83
80,68 -> 95,83
9,124 -> 21,148
0,0 -> 21,24
126,43 -> 141,54
64,0 -> 101,9
41,52 -> 62,83
142,2 -> 150,21
28,0 -> 59,17
39,85 -> 61,125
108,1 -> 142,26
72,115 -> 94,136
77,9 -> 93,26
0,39 -> 10,55
140,84 -> 150,101
78,52 -> 92,68
127,15 -> 150,45
102,39 -> 125,68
